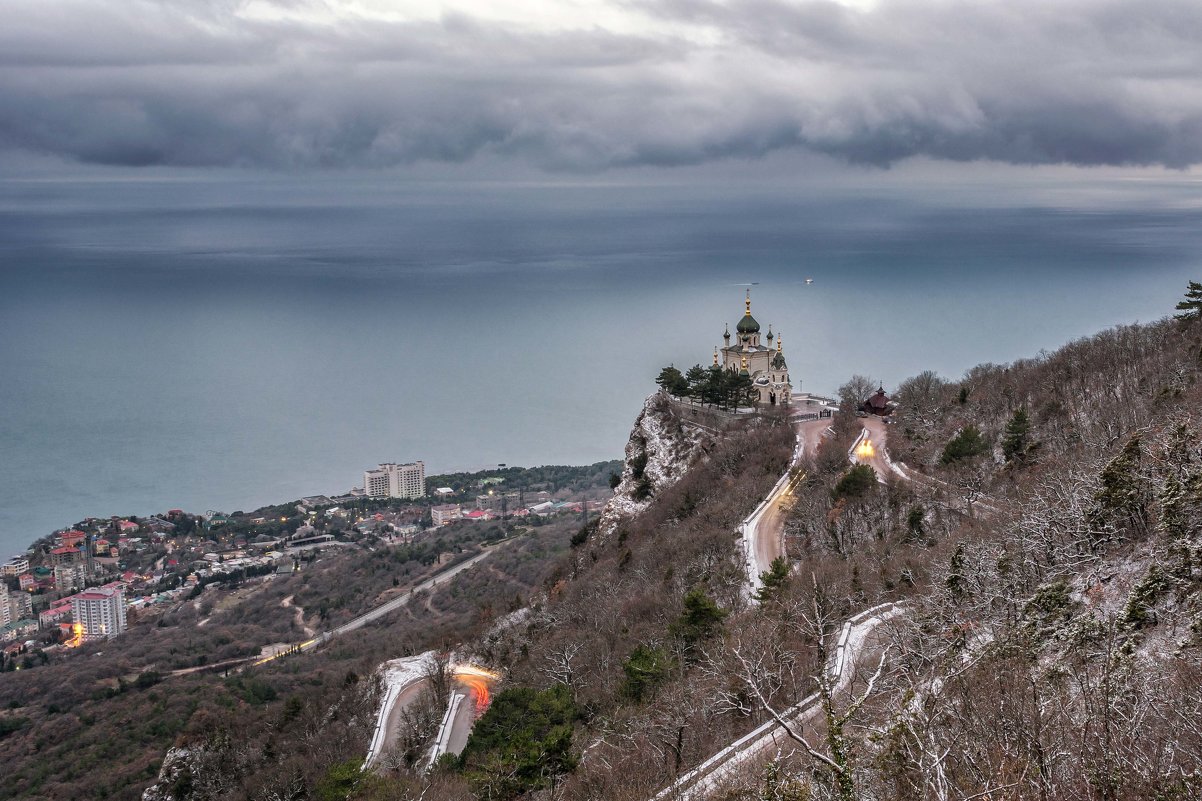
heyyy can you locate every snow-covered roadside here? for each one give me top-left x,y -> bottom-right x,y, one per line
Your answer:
426,690 -> 468,770
652,603 -> 904,800
738,468 -> 795,600
847,427 -> 891,484
363,652 -> 436,769
848,428 -> 869,463
739,419 -> 812,599
829,603 -> 905,688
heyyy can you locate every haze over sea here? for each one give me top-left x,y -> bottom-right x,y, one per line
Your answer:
3,168 -> 1201,556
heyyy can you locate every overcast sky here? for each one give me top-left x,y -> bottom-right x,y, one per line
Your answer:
3,0 -> 1202,177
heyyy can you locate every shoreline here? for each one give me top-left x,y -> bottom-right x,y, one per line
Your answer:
1,458 -> 622,561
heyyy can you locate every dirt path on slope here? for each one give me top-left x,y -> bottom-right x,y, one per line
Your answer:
281,594 -> 316,637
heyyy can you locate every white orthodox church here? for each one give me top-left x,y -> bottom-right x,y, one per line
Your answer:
717,291 -> 793,406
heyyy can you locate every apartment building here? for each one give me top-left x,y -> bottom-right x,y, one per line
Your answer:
363,461 -> 426,499
71,586 -> 127,640
54,564 -> 87,593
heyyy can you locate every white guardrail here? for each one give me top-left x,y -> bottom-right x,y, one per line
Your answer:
848,425 -> 909,483
363,653 -> 436,770
847,428 -> 869,462
426,690 -> 467,770
738,470 -> 794,598
739,425 -> 810,597
652,602 -> 904,801
364,681 -> 406,767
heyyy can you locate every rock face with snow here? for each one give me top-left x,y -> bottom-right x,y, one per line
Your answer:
141,748 -> 201,801
597,391 -> 712,541
142,738 -> 263,801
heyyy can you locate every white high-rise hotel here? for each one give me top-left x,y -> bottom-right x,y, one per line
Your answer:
71,585 -> 127,640
364,461 -> 426,499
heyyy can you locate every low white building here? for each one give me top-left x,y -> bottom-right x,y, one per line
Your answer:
1,556 -> 30,577
431,504 -> 461,526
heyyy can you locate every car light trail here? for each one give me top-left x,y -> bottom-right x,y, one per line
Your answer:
856,438 -> 876,460
453,663 -> 500,715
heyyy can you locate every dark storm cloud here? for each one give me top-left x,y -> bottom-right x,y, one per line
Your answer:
3,0 -> 1202,170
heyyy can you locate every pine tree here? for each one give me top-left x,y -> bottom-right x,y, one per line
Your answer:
940,424 -> 990,464
946,542 -> 966,601
1158,475 -> 1187,539
670,587 -> 727,646
684,364 -> 707,399
655,365 -> 689,396
1002,406 -> 1032,463
1175,280 -> 1202,321
1092,434 -> 1151,537
905,504 -> 926,541
755,557 -> 791,602
701,365 -> 724,407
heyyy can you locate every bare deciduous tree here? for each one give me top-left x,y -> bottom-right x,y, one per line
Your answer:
717,589 -> 890,801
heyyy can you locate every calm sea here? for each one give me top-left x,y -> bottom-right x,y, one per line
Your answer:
2,173 -> 1200,556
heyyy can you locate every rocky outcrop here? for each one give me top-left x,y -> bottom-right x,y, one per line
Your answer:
142,738 -> 263,801
141,747 -> 200,801
597,391 -> 711,540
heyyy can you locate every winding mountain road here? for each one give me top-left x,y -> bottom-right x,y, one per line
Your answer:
426,666 -> 497,769
652,603 -> 904,800
364,658 -> 498,771
849,415 -> 900,482
365,654 -> 435,769
743,410 -> 908,594
742,413 -> 833,594
692,412 -> 1008,797
852,416 -> 1005,517
691,410 -> 911,799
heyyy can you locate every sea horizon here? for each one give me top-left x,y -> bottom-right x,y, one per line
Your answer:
3,171 -> 1200,556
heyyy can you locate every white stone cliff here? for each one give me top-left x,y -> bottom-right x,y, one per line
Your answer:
596,391 -> 712,541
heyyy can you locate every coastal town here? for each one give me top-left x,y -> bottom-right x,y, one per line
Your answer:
0,293 -> 805,670
1,292 -> 800,671
0,460 -> 616,671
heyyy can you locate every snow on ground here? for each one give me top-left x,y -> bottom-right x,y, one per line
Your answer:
655,603 -> 904,800
740,417 -> 813,600
474,603 -> 538,659
739,469 -> 793,601
598,392 -> 707,540
485,605 -> 533,637
426,690 -> 468,770
364,652 -> 436,769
